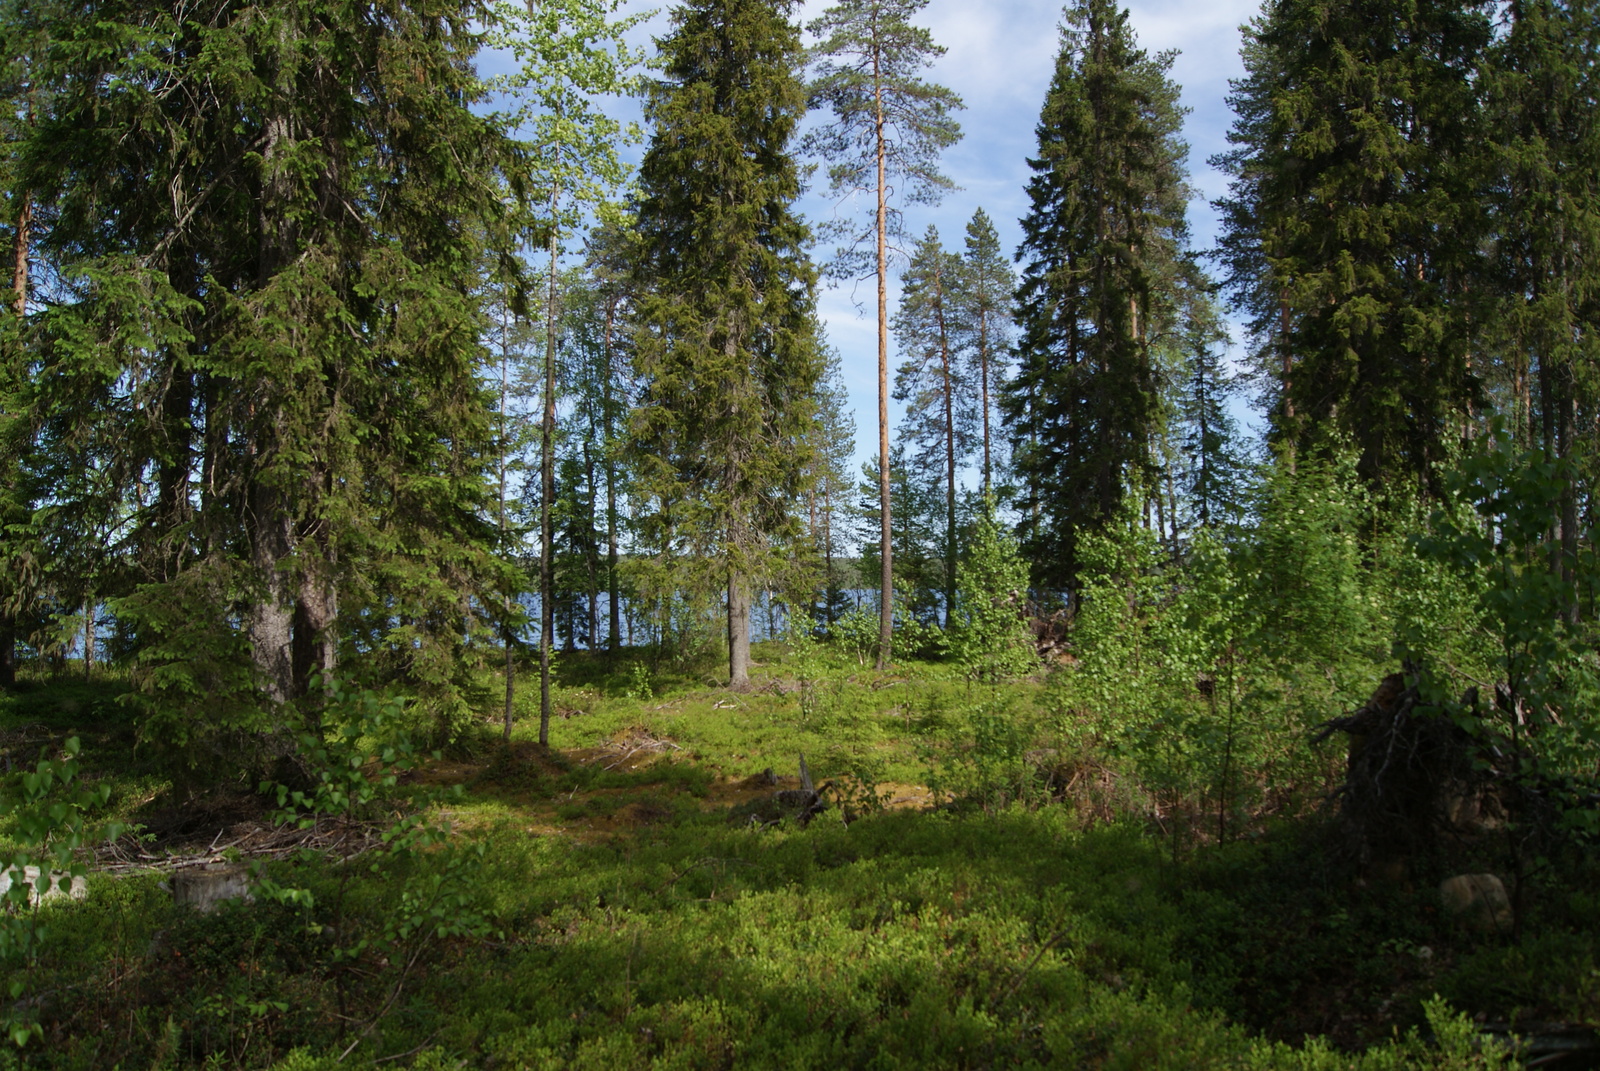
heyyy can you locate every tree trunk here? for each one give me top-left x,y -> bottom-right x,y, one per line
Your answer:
497,311 -> 515,741
250,96 -> 302,710
0,615 -> 13,690
11,190 -> 27,319
292,548 -> 337,732
823,478 -> 835,627
1164,449 -> 1180,555
937,260 -> 956,629
585,445 -> 599,650
604,296 -> 621,654
978,303 -> 991,497
2,187 -> 29,687
1279,294 -> 1296,472
728,568 -> 751,688
539,188 -> 559,748
874,52 -> 893,670
248,483 -> 296,705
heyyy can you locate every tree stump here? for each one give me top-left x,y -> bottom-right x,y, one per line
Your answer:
171,864 -> 252,913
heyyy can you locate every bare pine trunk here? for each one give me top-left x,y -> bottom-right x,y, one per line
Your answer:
823,478 -> 836,626
11,190 -> 26,319
978,307 -> 992,497
1279,295 -> 1296,473
540,187 -> 559,748
585,446 -> 599,650
874,55 -> 893,671
498,315 -> 515,741
937,264 -> 956,628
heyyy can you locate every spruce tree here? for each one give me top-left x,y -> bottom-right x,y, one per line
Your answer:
1484,0 -> 1600,621
1172,283 -> 1246,532
891,225 -> 973,625
1213,0 -> 1492,493
947,495 -> 1036,683
805,0 -> 962,667
631,0 -> 822,690
1003,0 -> 1191,589
4,0 -> 530,771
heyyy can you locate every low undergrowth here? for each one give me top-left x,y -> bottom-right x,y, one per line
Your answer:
0,654 -> 1588,1069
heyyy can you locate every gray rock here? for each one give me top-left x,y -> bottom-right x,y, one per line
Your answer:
1439,873 -> 1512,935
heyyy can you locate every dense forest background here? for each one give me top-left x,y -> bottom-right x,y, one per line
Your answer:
3,0 -> 1600,1065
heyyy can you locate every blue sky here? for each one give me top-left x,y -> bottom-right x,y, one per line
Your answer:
785,0 -> 1266,480
575,0 -> 1267,480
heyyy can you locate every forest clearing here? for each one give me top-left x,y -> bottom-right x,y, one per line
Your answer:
4,640 -> 1598,1070
5,0 -> 1600,1065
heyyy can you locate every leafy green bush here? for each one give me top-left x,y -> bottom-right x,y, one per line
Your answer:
1411,427 -> 1600,801
0,737 -> 122,1048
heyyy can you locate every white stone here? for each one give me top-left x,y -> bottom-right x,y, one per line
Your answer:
0,865 -> 88,907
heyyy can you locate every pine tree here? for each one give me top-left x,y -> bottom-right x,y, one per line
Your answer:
855,446 -> 943,627
1003,0 -> 1191,589
1213,0 -> 1492,493
953,208 -> 1016,497
631,0 -> 822,690
805,0 -> 962,668
892,226 -> 972,626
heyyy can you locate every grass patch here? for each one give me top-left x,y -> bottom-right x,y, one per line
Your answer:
0,651 -> 1580,1069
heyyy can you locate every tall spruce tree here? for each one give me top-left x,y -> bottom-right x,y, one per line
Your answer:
1484,0 -> 1600,622
1172,282 -> 1246,532
3,0 -> 528,772
1003,0 -> 1191,589
631,0 -> 822,690
891,226 -> 972,625
805,0 -> 962,667
1213,0 -> 1492,493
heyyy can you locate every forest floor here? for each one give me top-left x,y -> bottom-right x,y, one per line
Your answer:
2,647 -> 1599,1069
